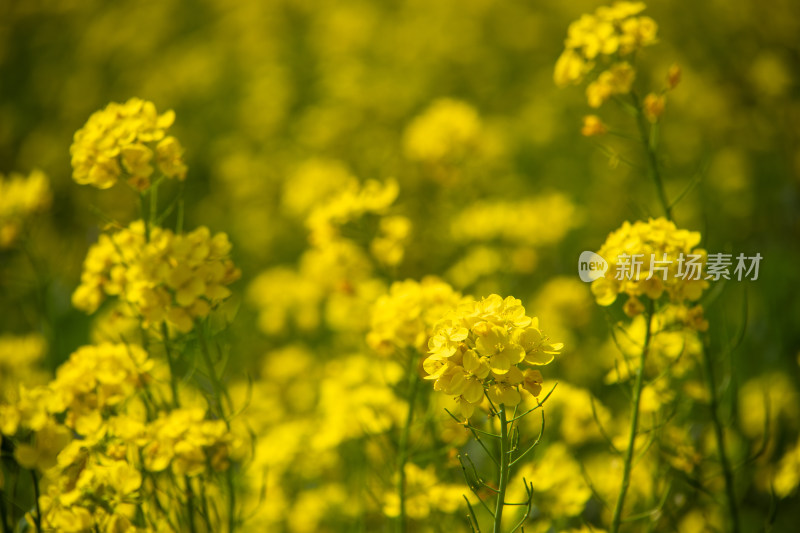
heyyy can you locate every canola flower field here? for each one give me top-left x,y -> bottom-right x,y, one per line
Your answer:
1,1 -> 799,532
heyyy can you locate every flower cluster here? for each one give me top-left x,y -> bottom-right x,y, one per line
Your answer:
39,444 -> 145,533
554,1 -> 659,114
1,344 -> 152,469
591,217 -> 708,316
48,343 -> 154,434
70,98 -> 187,190
367,277 -> 465,357
72,220 -> 241,333
0,341 -> 243,532
554,2 -> 657,88
424,294 -> 563,417
0,169 -> 51,248
142,407 -> 235,476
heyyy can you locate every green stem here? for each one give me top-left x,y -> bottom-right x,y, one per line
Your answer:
0,489 -> 11,533
701,341 -> 740,533
140,192 -> 150,241
177,181 -> 185,234
162,322 -> 180,408
185,476 -> 198,533
493,405 -> 510,533
631,92 -> 672,221
226,469 -> 237,533
149,181 -> 159,232
196,322 -> 237,532
30,470 -> 41,532
396,370 -> 420,533
197,324 -> 227,423
610,303 -> 654,533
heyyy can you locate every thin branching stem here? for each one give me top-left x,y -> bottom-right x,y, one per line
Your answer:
443,415 -> 499,467
510,411 -> 545,468
622,482 -> 671,523
140,192 -> 150,241
610,301 -> 654,533
464,495 -> 481,533
492,405 -> 511,533
702,340 -> 741,533
196,321 -> 237,532
149,181 -> 159,232
396,366 -> 419,533
176,181 -> 185,233
444,409 -> 501,441
185,476 -> 198,533
589,394 -> 620,453
509,383 -> 557,423
510,479 -> 534,532
162,323 -> 181,408
30,470 -> 41,532
458,455 -> 496,516
631,92 -> 672,220
461,454 -> 498,493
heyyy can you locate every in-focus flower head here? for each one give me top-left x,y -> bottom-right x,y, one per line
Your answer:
72,220 -> 241,333
424,294 -> 562,418
591,217 -> 708,315
70,98 -> 187,191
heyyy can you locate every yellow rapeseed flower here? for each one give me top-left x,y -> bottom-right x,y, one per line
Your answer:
591,217 -> 708,314
424,294 -> 562,418
367,277 -> 466,357
0,169 -> 51,248
72,221 -> 240,333
70,98 -> 186,190
555,2 -> 658,103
